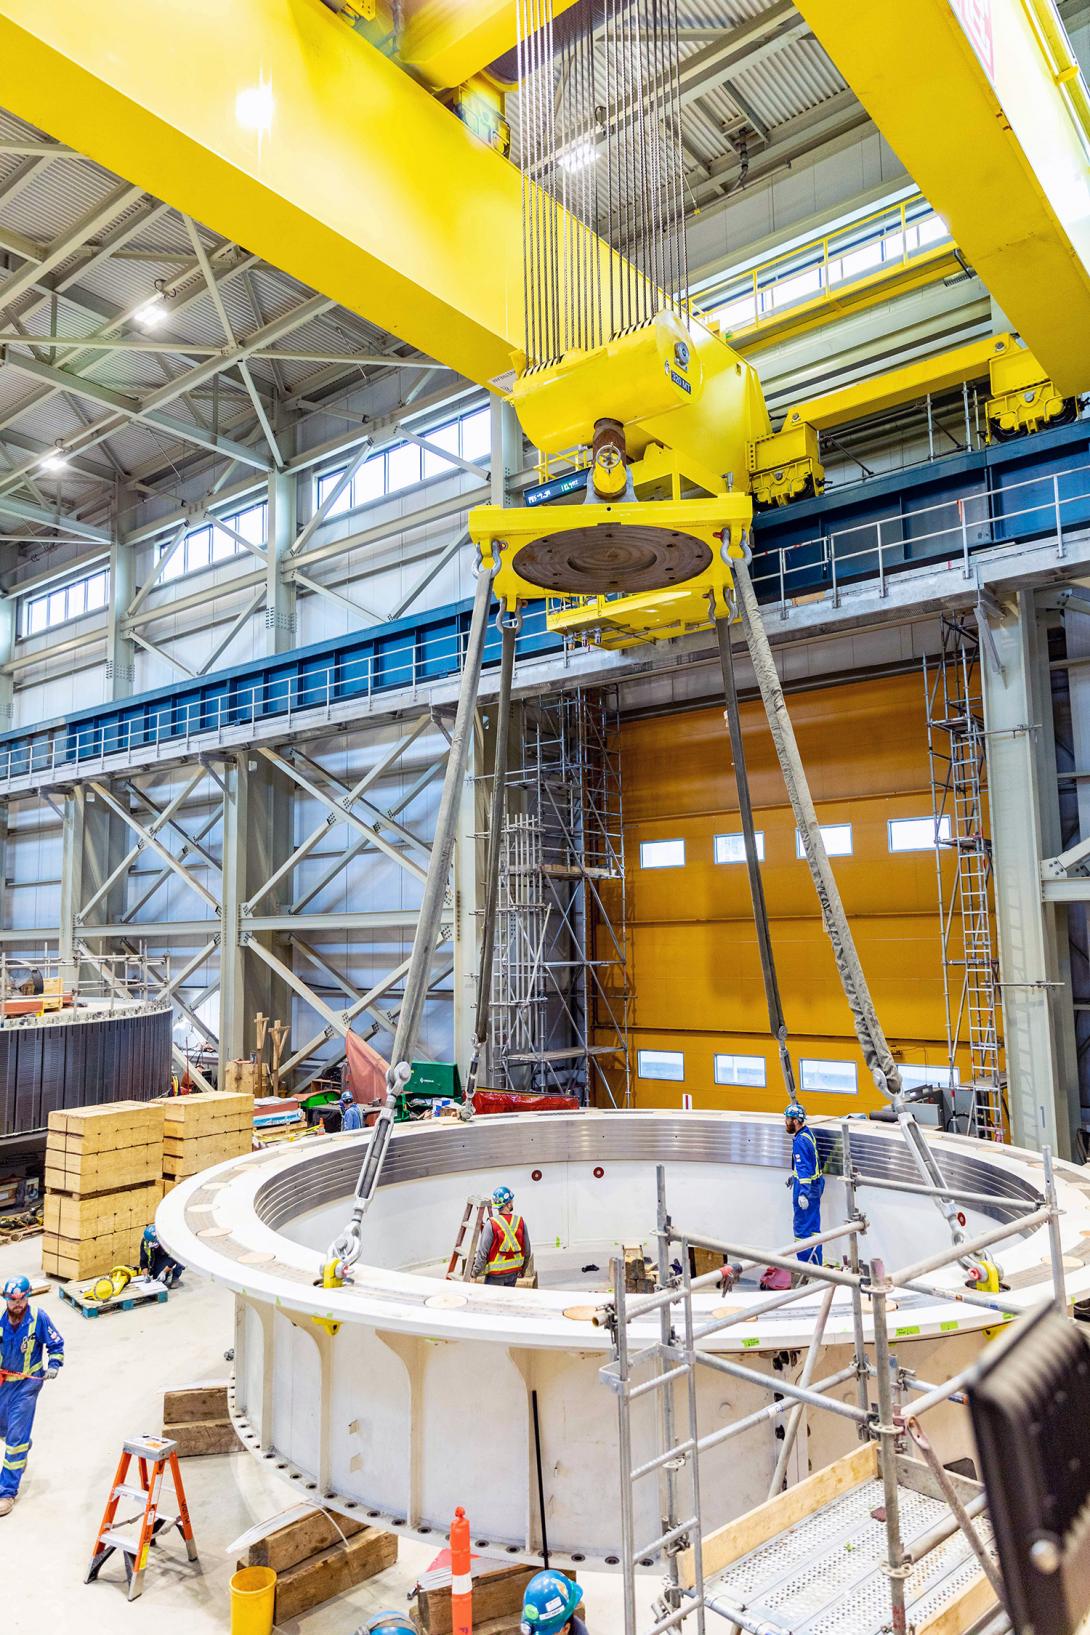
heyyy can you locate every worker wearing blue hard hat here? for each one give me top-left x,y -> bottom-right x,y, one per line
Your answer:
359,1615 -> 415,1634
0,1273 -> 64,1516
472,1185 -> 532,1286
785,1102 -> 824,1268
521,1569 -> 587,1634
140,1222 -> 185,1289
340,1088 -> 364,1133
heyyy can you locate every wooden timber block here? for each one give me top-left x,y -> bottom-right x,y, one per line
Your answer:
44,1180 -> 159,1238
623,1241 -> 655,1294
47,1101 -> 162,1153
163,1382 -> 231,1425
44,1141 -> 161,1196
223,1060 -> 269,1097
158,1091 -> 253,1132
243,1509 -> 367,1573
272,1526 -> 398,1621
413,1563 -> 579,1635
164,1418 -> 241,1457
692,1246 -> 725,1279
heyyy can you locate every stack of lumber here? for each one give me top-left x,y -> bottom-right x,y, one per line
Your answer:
163,1381 -> 240,1457
42,1101 -> 163,1279
160,1091 -> 253,1193
239,1508 -> 398,1622
411,1563 -> 580,1635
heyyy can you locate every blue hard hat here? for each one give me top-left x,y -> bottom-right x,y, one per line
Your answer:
521,1570 -> 582,1634
785,1102 -> 807,1122
340,1089 -> 355,1107
492,1185 -> 514,1210
360,1616 -> 416,1634
2,1275 -> 30,1299
143,1225 -> 158,1245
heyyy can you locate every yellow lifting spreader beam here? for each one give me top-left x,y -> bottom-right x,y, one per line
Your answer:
794,0 -> 1090,398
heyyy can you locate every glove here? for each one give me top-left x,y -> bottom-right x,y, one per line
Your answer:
44,1366 -> 60,1383
797,1194 -> 809,1211
785,1176 -> 793,1189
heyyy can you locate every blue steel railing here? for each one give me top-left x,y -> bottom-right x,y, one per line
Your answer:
0,599 -> 560,784
3,417 -> 1090,787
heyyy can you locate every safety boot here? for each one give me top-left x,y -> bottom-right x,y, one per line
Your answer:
0,1496 -> 15,1517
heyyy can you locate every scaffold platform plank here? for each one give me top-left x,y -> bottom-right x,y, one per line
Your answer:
690,1449 -> 998,1635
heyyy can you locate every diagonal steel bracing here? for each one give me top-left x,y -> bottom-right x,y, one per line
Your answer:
77,767 -> 207,923
244,715 -> 435,914
257,745 -> 431,887
87,777 -> 221,913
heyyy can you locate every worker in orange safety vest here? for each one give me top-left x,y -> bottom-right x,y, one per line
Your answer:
472,1186 -> 532,1286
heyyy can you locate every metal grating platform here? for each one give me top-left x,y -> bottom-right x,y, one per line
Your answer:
707,1476 -> 996,1635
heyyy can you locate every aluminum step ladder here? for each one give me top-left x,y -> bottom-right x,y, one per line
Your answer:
86,1434 -> 199,1601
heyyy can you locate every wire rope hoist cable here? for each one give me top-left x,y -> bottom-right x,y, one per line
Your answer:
326,563 -> 497,1282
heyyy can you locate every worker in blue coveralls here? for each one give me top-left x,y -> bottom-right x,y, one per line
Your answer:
786,1102 -> 824,1267
0,1274 -> 64,1515
340,1088 -> 365,1132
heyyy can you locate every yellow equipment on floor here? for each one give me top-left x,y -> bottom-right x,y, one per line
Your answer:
84,1264 -> 136,1303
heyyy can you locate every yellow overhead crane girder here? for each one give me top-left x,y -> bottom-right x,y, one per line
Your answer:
0,0 -> 586,390
793,0 -> 1090,398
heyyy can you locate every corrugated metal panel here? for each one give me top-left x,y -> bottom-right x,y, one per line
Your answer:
731,35 -> 845,127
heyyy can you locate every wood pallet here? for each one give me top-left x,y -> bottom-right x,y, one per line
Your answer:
59,1275 -> 168,1319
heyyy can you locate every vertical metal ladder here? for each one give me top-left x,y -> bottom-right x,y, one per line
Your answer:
599,1173 -> 708,1635
927,615 -> 1006,1140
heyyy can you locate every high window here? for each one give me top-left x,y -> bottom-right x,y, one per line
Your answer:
715,831 -> 765,864
888,815 -> 952,852
23,567 -> 109,636
314,404 -> 491,518
158,499 -> 267,582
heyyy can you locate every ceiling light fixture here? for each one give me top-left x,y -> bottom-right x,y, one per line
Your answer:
40,449 -> 69,474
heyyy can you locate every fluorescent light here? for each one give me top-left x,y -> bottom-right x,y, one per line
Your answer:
134,295 -> 167,330
235,78 -> 274,136
40,451 -> 69,474
558,137 -> 596,173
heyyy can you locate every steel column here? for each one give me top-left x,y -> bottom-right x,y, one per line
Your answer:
981,590 -> 1080,1153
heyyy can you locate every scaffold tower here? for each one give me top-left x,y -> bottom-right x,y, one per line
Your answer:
489,687 -> 630,1104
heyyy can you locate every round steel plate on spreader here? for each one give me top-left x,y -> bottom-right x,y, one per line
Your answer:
514,522 -> 712,594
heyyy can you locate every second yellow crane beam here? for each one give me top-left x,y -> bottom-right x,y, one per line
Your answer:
794,0 -> 1090,397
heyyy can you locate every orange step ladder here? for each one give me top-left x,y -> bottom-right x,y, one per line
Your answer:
86,1434 -> 199,1601
446,1196 -> 487,1280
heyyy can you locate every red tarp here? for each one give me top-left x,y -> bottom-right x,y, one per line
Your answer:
472,1090 -> 581,1115
344,1030 -> 389,1104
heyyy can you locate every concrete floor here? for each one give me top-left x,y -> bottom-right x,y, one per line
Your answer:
0,1233 -> 652,1634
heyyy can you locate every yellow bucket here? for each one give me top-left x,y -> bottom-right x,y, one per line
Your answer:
229,1566 -> 276,1635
